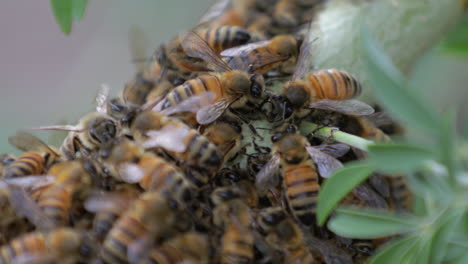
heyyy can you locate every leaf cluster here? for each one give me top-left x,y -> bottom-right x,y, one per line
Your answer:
316,22 -> 468,263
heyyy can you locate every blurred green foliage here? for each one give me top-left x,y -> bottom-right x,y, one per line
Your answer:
50,0 -> 88,34
439,16 -> 468,55
317,22 -> 468,263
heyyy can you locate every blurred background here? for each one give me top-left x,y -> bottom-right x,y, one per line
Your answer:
0,0 -> 467,154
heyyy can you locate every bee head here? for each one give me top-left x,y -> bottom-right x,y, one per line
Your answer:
87,116 -> 118,146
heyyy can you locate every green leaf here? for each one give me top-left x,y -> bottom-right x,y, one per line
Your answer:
328,207 -> 419,238
316,163 -> 373,225
448,253 -> 468,264
50,0 -> 73,34
438,16 -> 468,55
367,143 -> 435,173
439,110 -> 457,186
72,0 -> 88,21
446,237 -> 468,262
428,213 -> 461,264
362,27 -> 441,136
369,236 -> 419,264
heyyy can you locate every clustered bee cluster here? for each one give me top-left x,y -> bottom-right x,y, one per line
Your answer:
0,0 -> 411,263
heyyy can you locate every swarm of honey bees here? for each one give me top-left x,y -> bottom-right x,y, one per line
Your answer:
0,0 -> 411,263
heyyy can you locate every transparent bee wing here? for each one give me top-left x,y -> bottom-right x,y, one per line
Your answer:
143,124 -> 190,152
5,175 -> 55,191
255,154 -> 281,192
306,146 -> 343,178
221,40 -> 270,56
118,163 -> 145,183
96,84 -> 110,114
84,192 -> 131,213
312,143 -> 350,158
292,24 -> 318,81
12,253 -> 58,264
352,184 -> 388,209
159,91 -> 216,115
181,31 -> 232,72
303,233 -> 353,264
6,183 -> 55,231
196,97 -> 234,125
368,173 -> 391,198
308,99 -> 375,116
31,125 -> 84,132
128,235 -> 152,264
198,0 -> 231,24
8,131 -> 58,154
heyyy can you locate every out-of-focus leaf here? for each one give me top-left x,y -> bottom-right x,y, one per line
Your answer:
362,27 -> 441,136
440,111 -> 457,184
317,163 -> 373,225
50,0 -> 72,34
446,237 -> 468,262
369,236 -> 419,264
428,213 -> 461,264
438,16 -> 468,55
327,207 -> 420,238
72,0 -> 88,21
367,143 -> 435,173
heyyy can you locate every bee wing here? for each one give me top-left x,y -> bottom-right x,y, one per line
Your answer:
128,235 -> 152,264
255,154 -> 281,192
8,131 -> 59,155
143,124 -> 190,152
198,0 -> 232,24
292,24 -> 318,80
221,40 -> 270,56
11,253 -> 59,264
118,163 -> 145,183
352,184 -> 388,209
5,175 -> 55,191
181,31 -> 232,72
306,146 -> 343,178
6,183 -> 55,231
313,143 -> 350,158
84,192 -> 132,213
221,41 -> 290,72
95,84 -> 110,114
196,97 -> 235,125
159,91 -> 217,115
303,234 -> 353,264
368,173 -> 391,198
31,125 -> 84,132
308,99 -> 375,116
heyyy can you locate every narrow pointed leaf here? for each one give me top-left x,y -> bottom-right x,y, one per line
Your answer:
428,213 -> 461,264
50,0 -> 73,34
72,0 -> 88,21
367,144 -> 435,173
328,207 -> 419,238
362,27 -> 441,135
317,163 -> 373,225
369,236 -> 419,264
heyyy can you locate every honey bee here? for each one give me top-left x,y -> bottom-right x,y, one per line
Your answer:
4,131 -> 61,179
256,125 -> 349,226
211,187 -> 254,264
99,138 -> 197,203
156,24 -> 251,73
34,161 -> 91,227
202,116 -> 243,162
0,228 -> 94,264
129,232 -> 209,264
281,33 -> 374,119
84,186 -> 140,241
130,110 -> 223,171
221,34 -> 301,74
34,89 -> 120,160
153,31 -> 265,125
388,175 -> 412,212
100,191 -> 174,264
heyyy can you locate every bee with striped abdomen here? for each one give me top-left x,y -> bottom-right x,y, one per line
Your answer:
153,31 -> 265,125
212,187 -> 255,264
4,131 -> 61,179
256,124 -> 348,226
100,191 -> 174,264
0,228 -> 95,264
281,32 -> 374,119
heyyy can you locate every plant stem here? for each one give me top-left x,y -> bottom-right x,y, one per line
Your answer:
299,121 -> 373,151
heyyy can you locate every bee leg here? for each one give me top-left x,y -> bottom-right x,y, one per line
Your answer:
229,109 -> 264,140
325,127 -> 339,143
